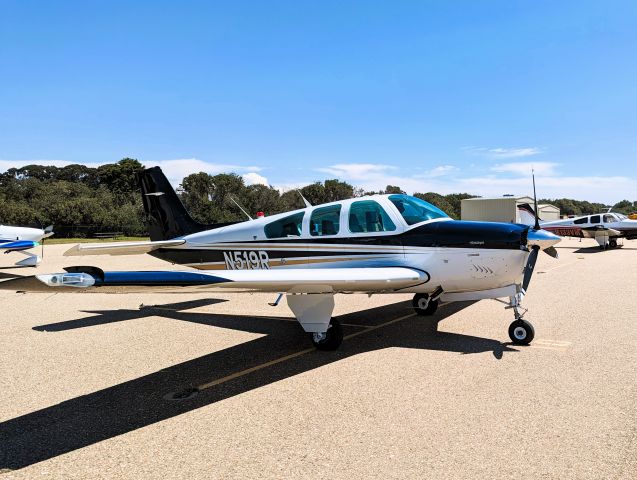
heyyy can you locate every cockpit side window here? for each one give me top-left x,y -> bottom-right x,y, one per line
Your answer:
264,212 -> 305,238
348,200 -> 396,233
590,215 -> 601,224
604,214 -> 616,223
310,205 -> 341,236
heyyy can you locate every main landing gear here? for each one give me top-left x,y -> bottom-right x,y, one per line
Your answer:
310,319 -> 343,351
412,293 -> 438,316
506,293 -> 535,345
412,288 -> 443,316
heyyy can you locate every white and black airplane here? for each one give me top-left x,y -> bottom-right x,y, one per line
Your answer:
0,224 -> 54,266
518,204 -> 637,249
0,167 -> 560,349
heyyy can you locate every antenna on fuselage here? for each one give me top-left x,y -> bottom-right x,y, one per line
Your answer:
229,196 -> 254,220
532,169 -> 540,231
297,191 -> 312,208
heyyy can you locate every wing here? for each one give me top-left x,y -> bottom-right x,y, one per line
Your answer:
0,266 -> 428,294
64,239 -> 186,256
0,240 -> 38,252
581,226 -> 622,238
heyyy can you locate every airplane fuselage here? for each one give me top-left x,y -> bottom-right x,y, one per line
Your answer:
0,225 -> 48,242
149,195 -> 536,294
541,215 -> 637,239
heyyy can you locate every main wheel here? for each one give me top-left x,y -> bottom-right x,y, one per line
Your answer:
609,238 -> 618,248
412,294 -> 438,316
508,319 -> 535,345
310,319 -> 343,351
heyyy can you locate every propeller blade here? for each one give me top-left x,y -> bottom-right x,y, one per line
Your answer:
522,246 -> 540,292
532,170 -> 540,231
543,246 -> 559,258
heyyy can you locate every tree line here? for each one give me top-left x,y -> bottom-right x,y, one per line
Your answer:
0,158 -> 634,237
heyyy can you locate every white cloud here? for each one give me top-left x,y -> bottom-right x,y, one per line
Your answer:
420,165 -> 458,178
316,163 -> 396,180
145,158 -> 262,186
275,182 -> 313,194
0,158 -> 266,187
0,159 -> 101,170
464,146 -> 542,158
242,172 -> 269,186
2,158 -> 633,205
491,161 -> 559,176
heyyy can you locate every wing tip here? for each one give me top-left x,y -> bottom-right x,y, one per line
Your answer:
63,244 -> 82,256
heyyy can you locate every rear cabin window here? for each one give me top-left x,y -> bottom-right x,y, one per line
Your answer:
590,215 -> 601,224
348,200 -> 396,233
264,212 -> 304,238
573,217 -> 588,225
310,205 -> 341,236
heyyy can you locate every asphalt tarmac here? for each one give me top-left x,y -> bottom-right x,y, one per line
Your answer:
0,238 -> 635,479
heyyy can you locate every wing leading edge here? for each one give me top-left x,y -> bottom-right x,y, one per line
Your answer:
0,266 -> 428,294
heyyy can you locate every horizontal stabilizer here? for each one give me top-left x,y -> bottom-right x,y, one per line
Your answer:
0,266 -> 428,294
64,239 -> 186,256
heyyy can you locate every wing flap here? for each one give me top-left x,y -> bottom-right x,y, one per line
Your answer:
0,267 -> 428,294
64,239 -> 186,256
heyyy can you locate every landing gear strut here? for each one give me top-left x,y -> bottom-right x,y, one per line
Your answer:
310,319 -> 343,351
506,293 -> 535,345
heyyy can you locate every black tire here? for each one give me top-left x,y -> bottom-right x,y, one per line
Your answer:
609,239 -> 618,248
310,319 -> 343,351
412,294 -> 438,316
508,319 -> 535,345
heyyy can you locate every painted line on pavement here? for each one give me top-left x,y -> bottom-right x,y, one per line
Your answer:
195,312 -> 417,392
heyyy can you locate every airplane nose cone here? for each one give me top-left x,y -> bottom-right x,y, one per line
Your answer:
527,228 -> 561,250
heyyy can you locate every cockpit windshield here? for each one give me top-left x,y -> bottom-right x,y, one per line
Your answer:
388,194 -> 449,225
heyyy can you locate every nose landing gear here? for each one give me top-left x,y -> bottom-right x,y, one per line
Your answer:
506,292 -> 535,345
508,319 -> 535,344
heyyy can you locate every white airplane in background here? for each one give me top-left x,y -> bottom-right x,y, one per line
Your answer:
0,167 -> 560,349
518,204 -> 637,250
0,224 -> 54,266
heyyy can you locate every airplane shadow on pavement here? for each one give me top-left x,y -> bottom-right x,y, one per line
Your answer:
1,298 -> 517,470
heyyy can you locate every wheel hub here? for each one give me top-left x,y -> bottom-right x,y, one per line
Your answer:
513,326 -> 527,340
312,331 -> 327,343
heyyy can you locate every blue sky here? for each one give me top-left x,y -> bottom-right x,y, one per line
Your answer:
1,1 -> 636,203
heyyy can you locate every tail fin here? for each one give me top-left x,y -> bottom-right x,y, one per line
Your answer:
517,203 -> 542,226
137,167 -> 235,241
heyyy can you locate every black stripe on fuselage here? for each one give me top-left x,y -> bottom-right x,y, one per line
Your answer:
149,221 -> 527,265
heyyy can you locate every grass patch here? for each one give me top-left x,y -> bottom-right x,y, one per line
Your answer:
45,236 -> 149,245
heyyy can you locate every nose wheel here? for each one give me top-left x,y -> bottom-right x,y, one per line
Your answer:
310,319 -> 343,351
508,319 -> 535,345
499,292 -> 535,345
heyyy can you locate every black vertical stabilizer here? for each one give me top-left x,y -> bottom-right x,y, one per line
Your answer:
137,167 -> 234,241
